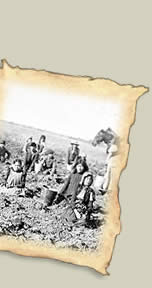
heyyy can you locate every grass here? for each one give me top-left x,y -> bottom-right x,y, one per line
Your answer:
0,120 -> 107,250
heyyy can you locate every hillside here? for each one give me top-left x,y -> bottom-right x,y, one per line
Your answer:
0,120 -> 107,166
0,120 -> 108,250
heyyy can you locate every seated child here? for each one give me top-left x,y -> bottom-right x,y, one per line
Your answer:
63,172 -> 95,224
34,153 -> 57,176
22,137 -> 33,153
4,159 -> 26,188
93,164 -> 111,194
0,140 -> 11,163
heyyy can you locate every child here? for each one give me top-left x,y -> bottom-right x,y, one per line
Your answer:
0,140 -> 11,163
42,152 -> 57,175
22,137 -> 33,153
55,161 -> 88,204
63,172 -> 95,224
23,142 -> 38,173
37,135 -> 46,154
71,152 -> 89,173
35,152 -> 57,176
5,159 -> 26,189
67,141 -> 80,172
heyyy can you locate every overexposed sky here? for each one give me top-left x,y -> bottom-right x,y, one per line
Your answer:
1,82 -> 121,140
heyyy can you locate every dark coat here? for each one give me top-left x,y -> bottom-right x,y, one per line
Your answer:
59,172 -> 83,201
0,146 -> 11,162
23,150 -> 38,172
67,146 -> 80,165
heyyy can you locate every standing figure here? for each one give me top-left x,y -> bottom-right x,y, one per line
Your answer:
72,152 -> 89,172
22,137 -> 33,153
67,140 -> 80,172
23,142 -> 38,173
0,140 -> 11,163
37,135 -> 46,154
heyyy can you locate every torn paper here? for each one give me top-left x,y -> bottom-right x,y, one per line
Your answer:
0,60 -> 148,274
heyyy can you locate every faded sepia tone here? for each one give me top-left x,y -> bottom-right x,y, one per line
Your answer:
0,60 -> 148,274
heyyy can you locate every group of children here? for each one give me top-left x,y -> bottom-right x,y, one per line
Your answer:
0,136 -> 112,226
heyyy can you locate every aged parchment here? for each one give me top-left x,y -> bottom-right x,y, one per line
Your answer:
0,60 -> 148,274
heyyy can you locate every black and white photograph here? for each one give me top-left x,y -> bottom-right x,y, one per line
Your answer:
0,78 -> 121,251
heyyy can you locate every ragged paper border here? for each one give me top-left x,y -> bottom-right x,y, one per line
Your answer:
0,60 -> 149,274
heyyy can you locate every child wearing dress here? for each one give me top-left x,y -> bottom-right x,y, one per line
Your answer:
22,137 -> 33,153
37,135 -> 46,154
5,159 -> 26,189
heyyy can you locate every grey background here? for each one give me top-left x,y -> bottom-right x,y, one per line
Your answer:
0,0 -> 151,286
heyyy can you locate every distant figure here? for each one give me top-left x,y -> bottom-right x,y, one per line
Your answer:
0,140 -> 11,163
23,137 -> 33,153
94,144 -> 118,194
4,159 -> 26,189
23,142 -> 38,173
67,140 -> 80,172
37,135 -> 46,154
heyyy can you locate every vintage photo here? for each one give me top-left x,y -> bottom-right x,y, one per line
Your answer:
0,81 -> 120,250
0,61 -> 148,273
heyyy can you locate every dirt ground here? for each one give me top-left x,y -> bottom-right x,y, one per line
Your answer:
0,121 -> 108,250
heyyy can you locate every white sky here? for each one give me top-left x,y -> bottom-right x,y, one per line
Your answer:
1,82 -> 121,140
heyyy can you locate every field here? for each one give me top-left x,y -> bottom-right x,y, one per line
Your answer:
0,120 -> 108,250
